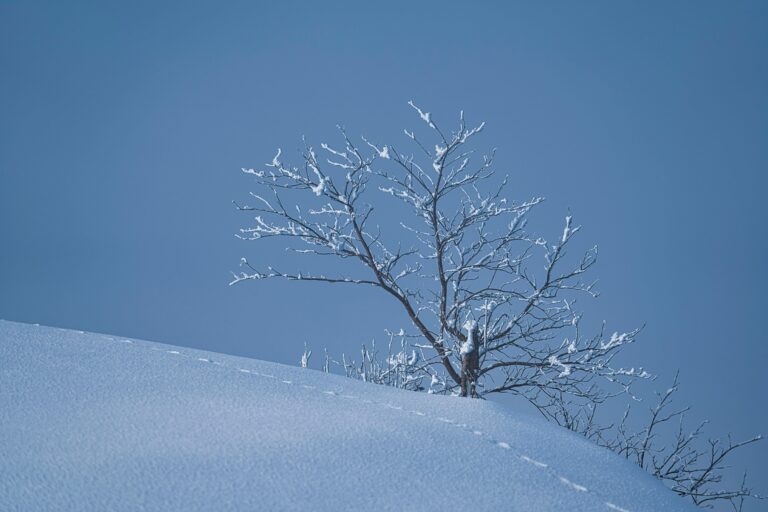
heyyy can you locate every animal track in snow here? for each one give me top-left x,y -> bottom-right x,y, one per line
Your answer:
95,331 -> 634,512
560,476 -> 588,492
520,455 -> 548,468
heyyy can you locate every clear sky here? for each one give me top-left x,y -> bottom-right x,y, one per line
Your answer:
1,0 -> 766,495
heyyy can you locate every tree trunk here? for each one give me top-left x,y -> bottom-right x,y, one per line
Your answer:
460,325 -> 481,398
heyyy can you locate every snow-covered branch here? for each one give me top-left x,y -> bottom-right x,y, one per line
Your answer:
234,103 -> 641,401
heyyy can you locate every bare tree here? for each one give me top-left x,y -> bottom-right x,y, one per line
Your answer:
231,102 -> 647,416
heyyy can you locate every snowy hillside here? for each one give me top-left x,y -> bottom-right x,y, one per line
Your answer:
0,320 -> 697,511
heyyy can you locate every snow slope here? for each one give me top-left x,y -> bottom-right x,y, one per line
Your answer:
0,320 -> 697,512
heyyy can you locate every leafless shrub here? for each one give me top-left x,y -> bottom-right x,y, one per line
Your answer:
560,374 -> 763,511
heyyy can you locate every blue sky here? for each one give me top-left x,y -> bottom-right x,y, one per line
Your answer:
1,0 -> 766,492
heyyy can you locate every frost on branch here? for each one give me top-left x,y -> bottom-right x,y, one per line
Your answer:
233,102 -> 645,408
459,320 -> 476,357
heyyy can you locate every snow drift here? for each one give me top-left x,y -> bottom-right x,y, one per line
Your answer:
0,320 -> 697,511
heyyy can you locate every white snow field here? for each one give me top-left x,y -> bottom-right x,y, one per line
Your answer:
0,320 -> 697,512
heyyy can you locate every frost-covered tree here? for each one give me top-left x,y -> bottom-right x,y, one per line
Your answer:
232,102 -> 646,416
233,103 -> 763,510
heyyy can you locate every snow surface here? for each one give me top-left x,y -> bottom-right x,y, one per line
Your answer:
0,320 -> 697,512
